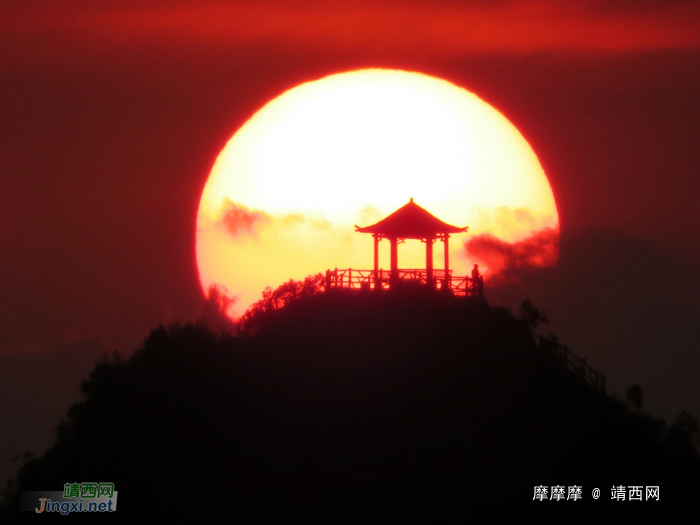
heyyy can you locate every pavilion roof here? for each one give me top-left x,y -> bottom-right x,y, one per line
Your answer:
355,199 -> 468,239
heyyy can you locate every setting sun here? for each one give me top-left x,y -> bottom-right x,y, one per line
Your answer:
196,69 -> 558,315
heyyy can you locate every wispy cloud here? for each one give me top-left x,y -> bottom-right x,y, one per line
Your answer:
221,199 -> 272,238
3,0 -> 699,67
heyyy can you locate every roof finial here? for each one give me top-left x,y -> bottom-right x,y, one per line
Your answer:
410,197 -> 414,203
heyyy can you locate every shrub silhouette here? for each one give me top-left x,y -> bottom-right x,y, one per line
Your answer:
237,273 -> 324,335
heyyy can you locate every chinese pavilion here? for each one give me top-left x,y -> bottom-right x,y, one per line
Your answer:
325,199 -> 483,296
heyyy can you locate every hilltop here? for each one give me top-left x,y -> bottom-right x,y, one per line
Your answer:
2,290 -> 698,519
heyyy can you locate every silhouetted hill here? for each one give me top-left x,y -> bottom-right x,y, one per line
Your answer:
2,290 -> 698,519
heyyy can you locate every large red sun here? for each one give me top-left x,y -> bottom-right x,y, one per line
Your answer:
196,69 -> 559,316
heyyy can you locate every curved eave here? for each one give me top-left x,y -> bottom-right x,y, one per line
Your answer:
355,225 -> 468,236
354,200 -> 468,239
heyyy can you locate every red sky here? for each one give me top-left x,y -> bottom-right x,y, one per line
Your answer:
1,0 -> 700,486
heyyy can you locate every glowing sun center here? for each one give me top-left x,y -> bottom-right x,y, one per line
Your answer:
196,69 -> 558,315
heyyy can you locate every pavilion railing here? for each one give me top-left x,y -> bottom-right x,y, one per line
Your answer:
324,268 -> 483,297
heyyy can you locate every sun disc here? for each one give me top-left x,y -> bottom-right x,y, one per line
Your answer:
196,69 -> 558,315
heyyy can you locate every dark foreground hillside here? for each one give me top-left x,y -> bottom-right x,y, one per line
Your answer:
2,290 -> 699,519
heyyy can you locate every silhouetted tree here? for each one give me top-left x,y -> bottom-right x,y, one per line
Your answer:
199,283 -> 237,334
627,384 -> 644,410
519,299 -> 549,330
667,410 -> 700,454
237,273 -> 324,335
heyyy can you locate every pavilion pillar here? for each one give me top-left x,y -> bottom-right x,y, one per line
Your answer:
390,237 -> 398,284
373,235 -> 380,288
425,236 -> 434,287
443,235 -> 450,289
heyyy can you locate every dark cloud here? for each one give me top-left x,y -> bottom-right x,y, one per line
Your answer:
465,228 -> 559,282
486,228 -> 700,421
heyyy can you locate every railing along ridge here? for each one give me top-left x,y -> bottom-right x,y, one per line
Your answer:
560,346 -> 606,395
